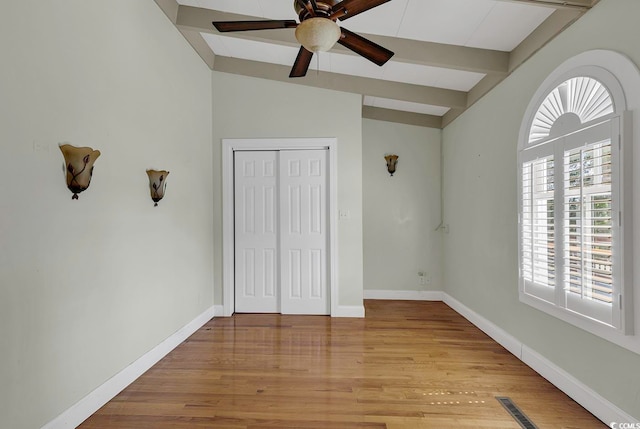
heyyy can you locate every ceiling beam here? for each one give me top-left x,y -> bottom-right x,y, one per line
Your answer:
441,73 -> 506,127
441,108 -> 465,128
154,0 -> 179,23
156,0 -> 594,129
156,0 -> 467,125
363,106 -> 443,129
175,5 -> 509,75
442,7 -> 586,127
213,56 -> 468,109
154,0 -> 215,68
509,8 -> 583,72
495,0 -> 596,10
180,30 -> 216,69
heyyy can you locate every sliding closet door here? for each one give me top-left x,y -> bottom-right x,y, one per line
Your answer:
279,150 -> 329,315
234,151 -> 279,313
234,149 -> 329,315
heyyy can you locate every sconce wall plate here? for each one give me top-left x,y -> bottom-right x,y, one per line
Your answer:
59,143 -> 101,199
146,169 -> 169,206
385,154 -> 399,176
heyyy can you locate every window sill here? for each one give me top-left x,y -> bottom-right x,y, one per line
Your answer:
519,291 -> 640,355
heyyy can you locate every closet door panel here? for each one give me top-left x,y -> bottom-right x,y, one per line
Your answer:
234,151 -> 279,313
279,150 -> 329,315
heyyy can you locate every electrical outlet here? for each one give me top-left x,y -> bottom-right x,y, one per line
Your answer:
418,271 -> 431,286
418,271 -> 430,286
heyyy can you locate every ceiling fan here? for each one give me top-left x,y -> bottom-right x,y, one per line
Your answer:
212,0 -> 395,78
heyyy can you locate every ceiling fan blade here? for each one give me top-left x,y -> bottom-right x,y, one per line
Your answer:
212,20 -> 297,32
290,46 -> 314,78
338,28 -> 394,66
330,0 -> 391,21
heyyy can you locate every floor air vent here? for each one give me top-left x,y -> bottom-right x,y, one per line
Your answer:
496,396 -> 538,429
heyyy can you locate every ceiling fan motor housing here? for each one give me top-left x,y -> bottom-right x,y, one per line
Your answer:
294,0 -> 340,20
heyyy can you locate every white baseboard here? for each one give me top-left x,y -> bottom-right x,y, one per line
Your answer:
213,304 -> 225,317
42,292 -> 638,427
332,305 -> 365,318
364,289 -> 445,301
366,289 -> 637,424
442,294 -> 523,358
441,293 -> 637,425
520,345 -> 637,425
41,305 -> 216,429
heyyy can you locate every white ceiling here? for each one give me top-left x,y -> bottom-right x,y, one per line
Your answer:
160,0 -> 597,127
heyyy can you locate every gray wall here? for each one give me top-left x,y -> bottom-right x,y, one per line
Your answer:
3,0 -> 639,427
363,119 -> 443,292
211,71 -> 364,308
442,0 -> 640,418
0,2 -> 214,428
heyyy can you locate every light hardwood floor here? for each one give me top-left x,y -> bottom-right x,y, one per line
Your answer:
79,300 -> 607,428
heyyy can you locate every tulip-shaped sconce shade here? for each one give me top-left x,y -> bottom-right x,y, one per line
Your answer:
59,144 -> 101,200
146,169 -> 169,207
385,154 -> 399,176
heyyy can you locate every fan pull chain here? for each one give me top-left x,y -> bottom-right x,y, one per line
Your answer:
316,52 -> 320,76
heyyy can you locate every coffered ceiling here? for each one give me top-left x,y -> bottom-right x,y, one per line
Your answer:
154,0 -> 599,128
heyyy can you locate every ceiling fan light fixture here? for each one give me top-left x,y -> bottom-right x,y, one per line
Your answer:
295,17 -> 341,52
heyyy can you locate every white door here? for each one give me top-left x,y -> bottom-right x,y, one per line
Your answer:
234,151 -> 279,313
234,149 -> 329,315
279,150 -> 329,315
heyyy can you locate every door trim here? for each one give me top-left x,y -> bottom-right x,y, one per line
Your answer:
222,138 -> 338,317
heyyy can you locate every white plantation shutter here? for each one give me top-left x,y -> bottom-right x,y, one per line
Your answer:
529,77 -> 614,145
521,155 -> 556,303
520,116 -> 622,329
563,141 -> 613,304
561,121 -> 620,326
519,54 -> 638,346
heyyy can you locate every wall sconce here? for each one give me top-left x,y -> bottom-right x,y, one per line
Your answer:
59,143 -> 101,200
146,169 -> 169,207
385,154 -> 399,176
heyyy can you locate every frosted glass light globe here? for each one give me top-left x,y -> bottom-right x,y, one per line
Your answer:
295,18 -> 341,52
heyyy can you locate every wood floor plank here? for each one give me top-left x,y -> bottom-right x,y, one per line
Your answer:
79,301 -> 607,428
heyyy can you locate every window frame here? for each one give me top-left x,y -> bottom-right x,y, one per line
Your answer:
518,51 -> 638,352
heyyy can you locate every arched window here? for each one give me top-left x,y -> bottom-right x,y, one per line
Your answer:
518,51 -> 636,339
